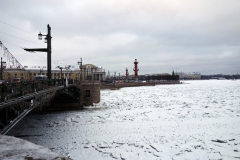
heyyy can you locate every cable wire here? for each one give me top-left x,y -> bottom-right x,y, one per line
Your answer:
29,52 -> 47,60
0,39 -> 23,48
0,39 -> 46,60
0,31 -> 44,46
0,20 -> 36,36
0,20 -> 66,62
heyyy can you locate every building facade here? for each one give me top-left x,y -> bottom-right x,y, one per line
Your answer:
176,72 -> 201,80
2,64 -> 106,81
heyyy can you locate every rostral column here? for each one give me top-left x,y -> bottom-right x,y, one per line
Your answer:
133,59 -> 139,80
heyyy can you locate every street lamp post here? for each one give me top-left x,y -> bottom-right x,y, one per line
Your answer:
58,67 -> 63,84
77,58 -> 83,106
59,67 -> 63,79
24,24 -> 52,80
114,72 -> 116,83
77,58 -> 82,81
39,68 -> 43,75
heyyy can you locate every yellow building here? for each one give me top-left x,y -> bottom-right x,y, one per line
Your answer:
2,64 -> 106,81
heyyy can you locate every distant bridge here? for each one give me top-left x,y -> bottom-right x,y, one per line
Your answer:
0,79 -> 100,135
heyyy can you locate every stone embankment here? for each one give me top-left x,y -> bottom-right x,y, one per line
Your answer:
101,81 -> 180,89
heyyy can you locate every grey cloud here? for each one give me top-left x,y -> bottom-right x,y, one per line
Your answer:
0,0 -> 240,75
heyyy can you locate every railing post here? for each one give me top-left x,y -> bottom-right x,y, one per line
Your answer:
20,81 -> 23,96
1,83 -> 4,102
5,108 -> 8,125
32,81 -> 36,92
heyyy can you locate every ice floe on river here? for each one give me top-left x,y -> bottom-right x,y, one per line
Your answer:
5,80 -> 240,159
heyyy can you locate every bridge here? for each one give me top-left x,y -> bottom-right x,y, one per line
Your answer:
0,25 -> 101,135
0,79 -> 100,135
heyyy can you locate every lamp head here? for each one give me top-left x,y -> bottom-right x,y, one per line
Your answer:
38,32 -> 42,40
44,37 -> 47,43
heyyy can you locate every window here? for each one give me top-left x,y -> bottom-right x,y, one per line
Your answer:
86,90 -> 91,97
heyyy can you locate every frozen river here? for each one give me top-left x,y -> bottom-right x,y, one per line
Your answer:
7,80 -> 240,159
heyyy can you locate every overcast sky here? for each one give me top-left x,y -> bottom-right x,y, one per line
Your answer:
0,0 -> 239,75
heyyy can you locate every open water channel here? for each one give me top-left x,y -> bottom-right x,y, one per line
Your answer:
7,80 -> 240,159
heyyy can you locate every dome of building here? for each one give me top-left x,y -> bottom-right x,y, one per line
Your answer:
82,64 -> 98,69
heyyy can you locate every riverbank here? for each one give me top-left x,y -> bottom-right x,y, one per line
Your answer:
0,135 -> 72,160
101,81 -> 180,89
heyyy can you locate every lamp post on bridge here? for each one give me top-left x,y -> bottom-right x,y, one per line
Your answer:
77,58 -> 82,82
59,67 -> 63,79
39,68 -> 43,75
77,58 -> 83,106
24,24 -> 52,80
114,71 -> 116,83
58,66 -> 63,84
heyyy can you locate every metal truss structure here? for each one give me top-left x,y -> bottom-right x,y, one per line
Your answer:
0,41 -> 24,69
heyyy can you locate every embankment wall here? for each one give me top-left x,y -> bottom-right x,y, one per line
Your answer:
101,81 -> 180,90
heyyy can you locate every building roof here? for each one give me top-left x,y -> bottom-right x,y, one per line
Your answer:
82,64 -> 98,69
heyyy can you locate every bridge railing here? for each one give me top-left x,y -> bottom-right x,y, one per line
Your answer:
0,79 -> 77,102
0,78 -> 80,134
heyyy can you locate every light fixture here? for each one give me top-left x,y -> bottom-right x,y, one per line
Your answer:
38,32 -> 42,40
44,37 -> 47,43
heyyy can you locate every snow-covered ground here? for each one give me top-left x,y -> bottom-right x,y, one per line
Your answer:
0,135 -> 71,160
5,80 -> 240,159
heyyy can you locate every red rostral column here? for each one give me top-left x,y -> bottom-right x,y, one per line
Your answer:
133,59 -> 139,80
126,68 -> 129,80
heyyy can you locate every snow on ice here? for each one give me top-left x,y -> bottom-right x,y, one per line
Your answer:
0,135 -> 71,160
3,80 -> 240,159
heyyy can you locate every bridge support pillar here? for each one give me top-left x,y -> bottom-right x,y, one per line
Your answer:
79,80 -> 100,106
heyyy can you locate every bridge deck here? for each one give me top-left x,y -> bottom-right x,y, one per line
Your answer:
0,79 -> 77,135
